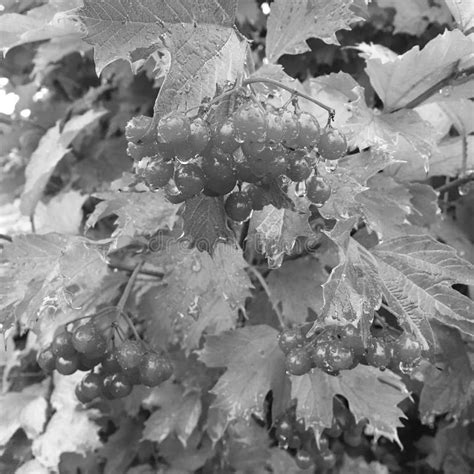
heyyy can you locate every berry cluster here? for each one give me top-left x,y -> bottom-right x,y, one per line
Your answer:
37,321 -> 173,403
273,408 -> 336,470
278,324 -> 422,376
127,94 -> 348,222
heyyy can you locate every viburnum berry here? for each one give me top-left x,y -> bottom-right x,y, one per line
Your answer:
109,372 -> 133,398
294,112 -> 321,149
241,140 -> 266,161
101,351 -> 122,374
79,372 -> 102,401
266,145 -> 289,177
115,340 -> 145,371
51,330 -> 76,357
157,113 -> 191,145
366,338 -> 391,369
285,347 -> 312,376
125,115 -> 153,144
72,323 -> 107,359
224,191 -> 253,222
139,352 -> 173,387
189,117 -> 211,154
127,141 -> 157,161
275,418 -> 293,439
234,153 -> 260,183
392,333 -> 422,365
280,110 -> 300,146
265,108 -> 284,144
78,353 -> 103,371
326,340 -> 355,372
278,328 -> 304,355
286,150 -> 312,182
213,118 -> 240,154
306,175 -> 332,206
339,324 -> 365,357
174,163 -> 205,198
295,449 -> 314,469
137,157 -> 174,189
247,146 -> 274,177
233,102 -> 267,143
318,127 -> 347,161
309,341 -> 329,370
37,347 -> 56,373
56,353 -> 79,375
201,151 -> 236,196
246,184 -> 267,211
164,181 -> 187,204
319,451 -> 336,469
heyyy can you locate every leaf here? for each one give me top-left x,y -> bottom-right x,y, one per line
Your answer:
359,29 -> 473,111
20,109 -> 106,217
378,0 -> 452,36
180,195 -> 232,253
292,365 -> 408,444
340,454 -> 389,474
32,372 -> 101,472
406,183 -> 440,228
198,325 -> 288,420
320,218 -> 382,327
265,0 -> 363,62
444,0 -> 474,32
267,257 -> 327,323
251,206 -> 313,268
439,99 -> 474,134
86,191 -> 179,239
75,0 -> 248,119
146,243 -> 252,352
372,235 -> 474,345
143,383 -> 202,445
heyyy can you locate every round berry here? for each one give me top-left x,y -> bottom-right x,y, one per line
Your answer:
295,112 -> 320,149
247,146 -> 273,177
306,175 -> 331,207
339,324 -> 365,357
247,184 -> 267,211
285,348 -> 312,376
174,164 -> 205,198
241,140 -> 266,161
164,181 -> 187,204
189,117 -> 210,154
326,341 -> 355,372
75,383 -> 93,404
80,372 -> 103,400
37,347 -> 56,373
115,340 -> 145,371
138,157 -> 174,189
125,115 -> 153,144
265,108 -> 284,144
278,328 -> 303,355
275,418 -> 293,439
51,330 -> 76,357
233,102 -> 267,143
213,118 -> 240,154
286,151 -> 312,182
318,127 -> 347,161
295,449 -> 313,469
101,374 -> 115,400
310,341 -> 329,370
72,323 -> 107,359
392,333 -> 422,365
224,191 -> 253,222
56,353 -> 79,375
201,151 -> 236,195
157,113 -> 191,145
109,372 -> 133,398
139,352 -> 173,387
234,153 -> 260,183
319,451 -> 336,469
280,110 -> 300,146
122,367 -> 142,385
366,338 -> 391,369
127,141 -> 158,162
101,351 -> 122,374
267,145 -> 289,177
78,353 -> 103,371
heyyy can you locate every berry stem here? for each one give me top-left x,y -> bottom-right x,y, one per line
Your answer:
242,77 -> 335,119
108,261 -> 164,279
436,171 -> 474,194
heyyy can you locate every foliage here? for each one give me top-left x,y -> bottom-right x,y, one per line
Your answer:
0,0 -> 473,473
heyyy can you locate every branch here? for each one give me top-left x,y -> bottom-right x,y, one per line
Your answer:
436,172 -> 474,194
108,261 -> 164,279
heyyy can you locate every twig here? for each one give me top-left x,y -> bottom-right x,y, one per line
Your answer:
242,77 -> 335,119
0,234 -> 12,242
247,266 -> 284,328
436,172 -> 474,194
108,261 -> 164,279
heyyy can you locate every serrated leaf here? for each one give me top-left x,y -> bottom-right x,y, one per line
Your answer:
267,257 -> 327,323
145,243 -> 252,351
265,0 -> 363,62
199,325 -> 288,421
406,183 -> 440,228
292,365 -> 408,444
143,383 -> 202,445
20,109 -> 106,217
75,0 -> 248,119
445,0 -> 474,32
320,218 -> 382,327
86,191 -> 179,239
180,195 -> 232,253
359,29 -> 473,111
372,235 -> 474,344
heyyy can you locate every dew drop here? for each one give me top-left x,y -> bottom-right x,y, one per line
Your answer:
294,181 -> 307,197
191,256 -> 202,272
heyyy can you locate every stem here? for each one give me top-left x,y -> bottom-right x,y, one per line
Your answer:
0,234 -> 12,242
247,266 -> 284,328
242,77 -> 335,119
108,262 -> 164,279
436,172 -> 474,194
116,261 -> 144,313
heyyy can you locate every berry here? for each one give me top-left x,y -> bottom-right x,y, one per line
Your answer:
125,115 -> 153,144
310,341 -> 329,370
285,348 -> 312,376
306,175 -> 331,207
265,108 -> 284,144
138,157 -> 174,189
275,418 -> 293,439
241,140 -> 266,161
72,323 -> 107,358
295,112 -> 320,148
318,127 -> 347,161
233,102 -> 267,143
366,338 -> 391,369
278,328 -> 303,355
287,434 -> 302,450
266,145 -> 289,177
157,113 -> 191,145
392,333 -> 422,365
164,181 -> 187,204
326,341 -> 355,371
280,110 -> 300,146
75,383 -> 92,404
79,372 -> 102,400
122,367 -> 141,385
101,374 -> 116,400
115,340 -> 145,371
109,372 -> 133,398
101,351 -> 122,374
174,164 -> 205,198
213,119 -> 239,153
286,151 -> 312,182
247,146 -> 274,177
319,451 -> 336,469
201,151 -> 236,195
224,191 -> 253,222
189,117 -> 211,154
78,353 -> 103,371
56,353 -> 79,375
138,352 -> 173,387
127,141 -> 158,161
247,184 -> 267,210
37,347 -> 56,373
234,153 -> 260,183
51,330 -> 76,357
295,449 -> 313,469
339,324 -> 365,357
